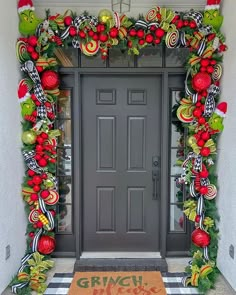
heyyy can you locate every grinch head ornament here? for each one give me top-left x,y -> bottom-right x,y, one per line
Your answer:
208,102 -> 227,132
18,0 -> 42,36
203,0 -> 223,32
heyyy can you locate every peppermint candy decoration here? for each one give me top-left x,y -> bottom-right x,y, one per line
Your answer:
80,40 -> 100,56
212,64 -> 223,81
145,7 -> 159,22
165,31 -> 179,48
204,184 -> 217,200
29,209 -> 39,223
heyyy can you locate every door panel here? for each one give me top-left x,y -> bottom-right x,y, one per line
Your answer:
82,75 -> 161,251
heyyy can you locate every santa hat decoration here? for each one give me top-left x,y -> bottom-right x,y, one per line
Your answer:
18,0 -> 35,14
18,79 -> 31,102
215,102 -> 227,117
205,0 -> 221,10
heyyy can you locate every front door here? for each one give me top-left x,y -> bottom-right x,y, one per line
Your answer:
82,75 -> 162,252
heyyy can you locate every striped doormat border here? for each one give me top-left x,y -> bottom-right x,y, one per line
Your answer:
44,272 -> 200,294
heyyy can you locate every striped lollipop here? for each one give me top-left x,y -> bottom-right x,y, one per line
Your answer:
80,40 -> 100,56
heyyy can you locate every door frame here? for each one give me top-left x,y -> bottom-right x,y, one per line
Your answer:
59,67 -> 186,259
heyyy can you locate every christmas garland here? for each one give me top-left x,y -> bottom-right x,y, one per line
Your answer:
12,0 -> 227,293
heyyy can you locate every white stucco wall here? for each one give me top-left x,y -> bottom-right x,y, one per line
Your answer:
217,0 -> 236,291
0,1 -> 26,293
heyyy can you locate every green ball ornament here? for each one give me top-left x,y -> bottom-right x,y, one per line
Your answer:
22,130 -> 37,145
21,98 -> 35,116
44,179 -> 54,188
98,9 -> 113,24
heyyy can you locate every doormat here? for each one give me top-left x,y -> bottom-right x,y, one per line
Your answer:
68,271 -> 167,295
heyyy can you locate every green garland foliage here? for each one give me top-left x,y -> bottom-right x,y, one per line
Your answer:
13,1 -> 227,293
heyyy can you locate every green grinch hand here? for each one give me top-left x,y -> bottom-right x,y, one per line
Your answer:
18,0 -> 42,36
203,0 -> 223,32
208,102 -> 227,133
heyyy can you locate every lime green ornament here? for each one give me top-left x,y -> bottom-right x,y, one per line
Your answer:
203,1 -> 223,32
18,0 -> 43,36
22,130 -> 37,145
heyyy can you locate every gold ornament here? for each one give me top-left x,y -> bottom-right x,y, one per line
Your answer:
22,130 -> 37,145
98,9 -> 113,24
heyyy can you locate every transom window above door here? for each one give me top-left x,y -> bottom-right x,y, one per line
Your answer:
55,46 -> 189,68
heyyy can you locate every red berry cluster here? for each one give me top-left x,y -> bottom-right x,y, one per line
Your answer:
32,132 -> 57,168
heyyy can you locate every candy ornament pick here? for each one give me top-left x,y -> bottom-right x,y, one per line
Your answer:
208,102 -> 227,132
18,0 -> 43,36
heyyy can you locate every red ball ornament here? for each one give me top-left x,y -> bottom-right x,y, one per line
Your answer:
129,28 -> 137,37
40,190 -> 50,199
145,34 -> 154,43
78,30 -> 86,38
192,228 -> 211,247
32,175 -> 42,185
195,215 -> 201,223
193,108 -> 202,118
197,139 -> 205,147
200,59 -> 210,67
27,45 -> 34,54
192,72 -> 212,92
199,186 -> 209,195
155,28 -> 165,38
40,132 -> 48,139
28,36 -> 38,47
28,170 -> 35,177
127,41 -> 133,48
37,235 -> 56,255
138,39 -> 145,45
33,185 -> 41,193
27,180 -> 34,187
109,27 -> 119,38
207,66 -> 214,74
36,221 -> 44,228
200,147 -> 211,157
31,51 -> 39,60
41,70 -> 59,90
201,132 -> 210,141
38,158 -> 48,167
99,33 -> 109,43
30,193 -> 39,201
198,117 -> 206,124
69,26 -> 77,36
64,16 -> 73,26
200,170 -> 209,178
176,19 -> 184,28
137,29 -> 145,38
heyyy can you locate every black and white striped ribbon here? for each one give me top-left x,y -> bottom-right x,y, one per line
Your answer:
190,180 -> 198,197
198,40 -> 207,56
183,10 -> 213,36
182,152 -> 195,168
32,228 -> 43,252
203,246 -> 210,260
204,84 -> 220,117
11,253 -> 34,294
185,69 -> 199,104
74,15 -> 98,29
135,20 -> 159,30
197,195 -> 204,216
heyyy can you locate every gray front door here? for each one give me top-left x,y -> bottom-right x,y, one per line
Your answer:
82,75 -> 162,252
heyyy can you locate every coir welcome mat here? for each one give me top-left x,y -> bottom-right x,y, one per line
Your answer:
68,271 -> 167,295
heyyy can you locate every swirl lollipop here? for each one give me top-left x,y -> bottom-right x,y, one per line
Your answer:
80,40 -> 100,56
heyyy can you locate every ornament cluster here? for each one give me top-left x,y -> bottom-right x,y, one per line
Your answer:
14,0 -> 227,293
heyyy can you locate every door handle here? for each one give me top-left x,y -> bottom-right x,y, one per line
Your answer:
152,170 -> 159,200
152,156 -> 159,200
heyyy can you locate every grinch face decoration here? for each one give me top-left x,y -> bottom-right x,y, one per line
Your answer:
208,102 -> 227,132
203,0 -> 223,32
18,0 -> 42,36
